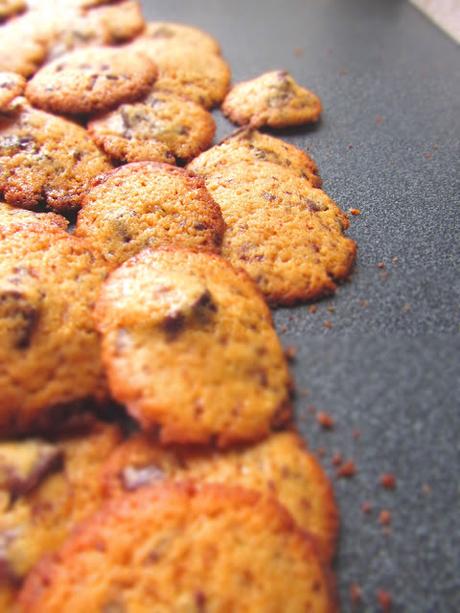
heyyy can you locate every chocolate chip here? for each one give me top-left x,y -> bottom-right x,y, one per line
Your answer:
163,311 -> 186,338
121,465 -> 165,491
0,290 -> 40,349
195,591 -> 207,612
261,191 -> 276,201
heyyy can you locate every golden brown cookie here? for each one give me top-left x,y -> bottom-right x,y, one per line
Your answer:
141,21 -> 221,55
204,162 -> 357,305
0,72 -> 26,113
76,163 -> 224,266
0,0 -> 25,21
0,14 -> 49,77
223,70 -> 322,128
19,482 -> 337,612
88,90 -> 216,164
0,417 -> 122,608
133,38 -> 231,108
0,203 -> 110,433
188,128 -> 322,187
0,104 -> 111,211
102,431 -> 339,562
94,248 -> 292,446
26,47 -> 157,116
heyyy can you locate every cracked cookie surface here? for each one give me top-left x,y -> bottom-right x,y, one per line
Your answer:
204,162 -> 356,305
26,46 -> 157,115
223,70 -> 322,128
0,104 -> 111,211
0,418 -> 122,609
94,248 -> 292,446
76,162 -> 224,266
19,482 -> 337,612
0,204 -> 110,432
103,431 -> 339,562
88,90 -> 215,164
188,128 -> 322,187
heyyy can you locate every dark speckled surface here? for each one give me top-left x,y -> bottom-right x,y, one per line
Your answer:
142,1 -> 459,610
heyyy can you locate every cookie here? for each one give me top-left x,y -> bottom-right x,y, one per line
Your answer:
0,104 -> 112,211
103,431 -> 339,562
204,162 -> 357,304
42,0 -> 146,61
94,248 -> 292,446
0,0 -> 25,21
0,418 -> 122,608
223,70 -> 322,128
76,163 -> 225,266
0,203 -> 110,433
188,128 -> 322,187
0,72 -> 26,112
141,21 -> 220,55
88,90 -> 216,164
133,38 -> 231,108
19,482 -> 337,612
0,14 -> 49,77
26,47 -> 157,115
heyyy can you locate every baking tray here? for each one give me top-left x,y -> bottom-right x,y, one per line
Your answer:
142,1 -> 460,610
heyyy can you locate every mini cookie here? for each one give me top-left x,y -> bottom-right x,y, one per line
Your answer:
0,0 -> 25,21
95,248 -> 292,446
0,105 -> 112,211
0,418 -> 122,608
0,72 -> 26,112
0,203 -> 110,433
188,128 -> 322,187
26,47 -> 157,115
133,39 -> 231,108
103,431 -> 339,562
76,163 -> 224,266
223,70 -> 322,128
88,90 -> 216,164
205,162 -> 357,305
0,14 -> 49,77
19,483 -> 337,612
141,21 -> 220,55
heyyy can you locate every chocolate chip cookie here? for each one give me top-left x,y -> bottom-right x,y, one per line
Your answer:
76,163 -> 224,266
223,70 -> 322,128
0,104 -> 112,211
19,483 -> 337,612
26,47 -> 158,115
88,90 -> 216,164
94,248 -> 292,446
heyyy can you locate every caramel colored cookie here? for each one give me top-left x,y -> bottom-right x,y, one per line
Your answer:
0,14 -> 49,77
0,203 -> 110,433
205,162 -> 356,305
0,72 -> 26,112
133,38 -> 231,108
0,418 -> 122,608
26,47 -> 157,115
95,248 -> 292,446
103,431 -> 339,562
223,70 -> 322,128
88,90 -> 216,164
76,163 -> 224,266
141,21 -> 220,55
0,105 -> 111,211
19,483 -> 337,612
0,0 -> 25,21
188,128 -> 322,187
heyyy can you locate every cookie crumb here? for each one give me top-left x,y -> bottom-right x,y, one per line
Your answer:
377,261 -> 385,269
349,208 -> 361,215
327,305 -> 335,314
361,500 -> 373,514
284,345 -> 297,362
392,256 -> 398,265
279,323 -> 288,333
316,411 -> 335,429
308,304 -> 318,314
421,483 -> 432,495
323,319 -> 333,329
376,589 -> 392,611
348,144 -> 353,149
378,509 -> 392,526
402,303 -> 412,313
331,452 -> 343,467
337,460 -> 356,478
423,151 -> 432,160
359,299 -> 369,309
379,473 -> 396,489
349,582 -> 363,607
293,47 -> 304,57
